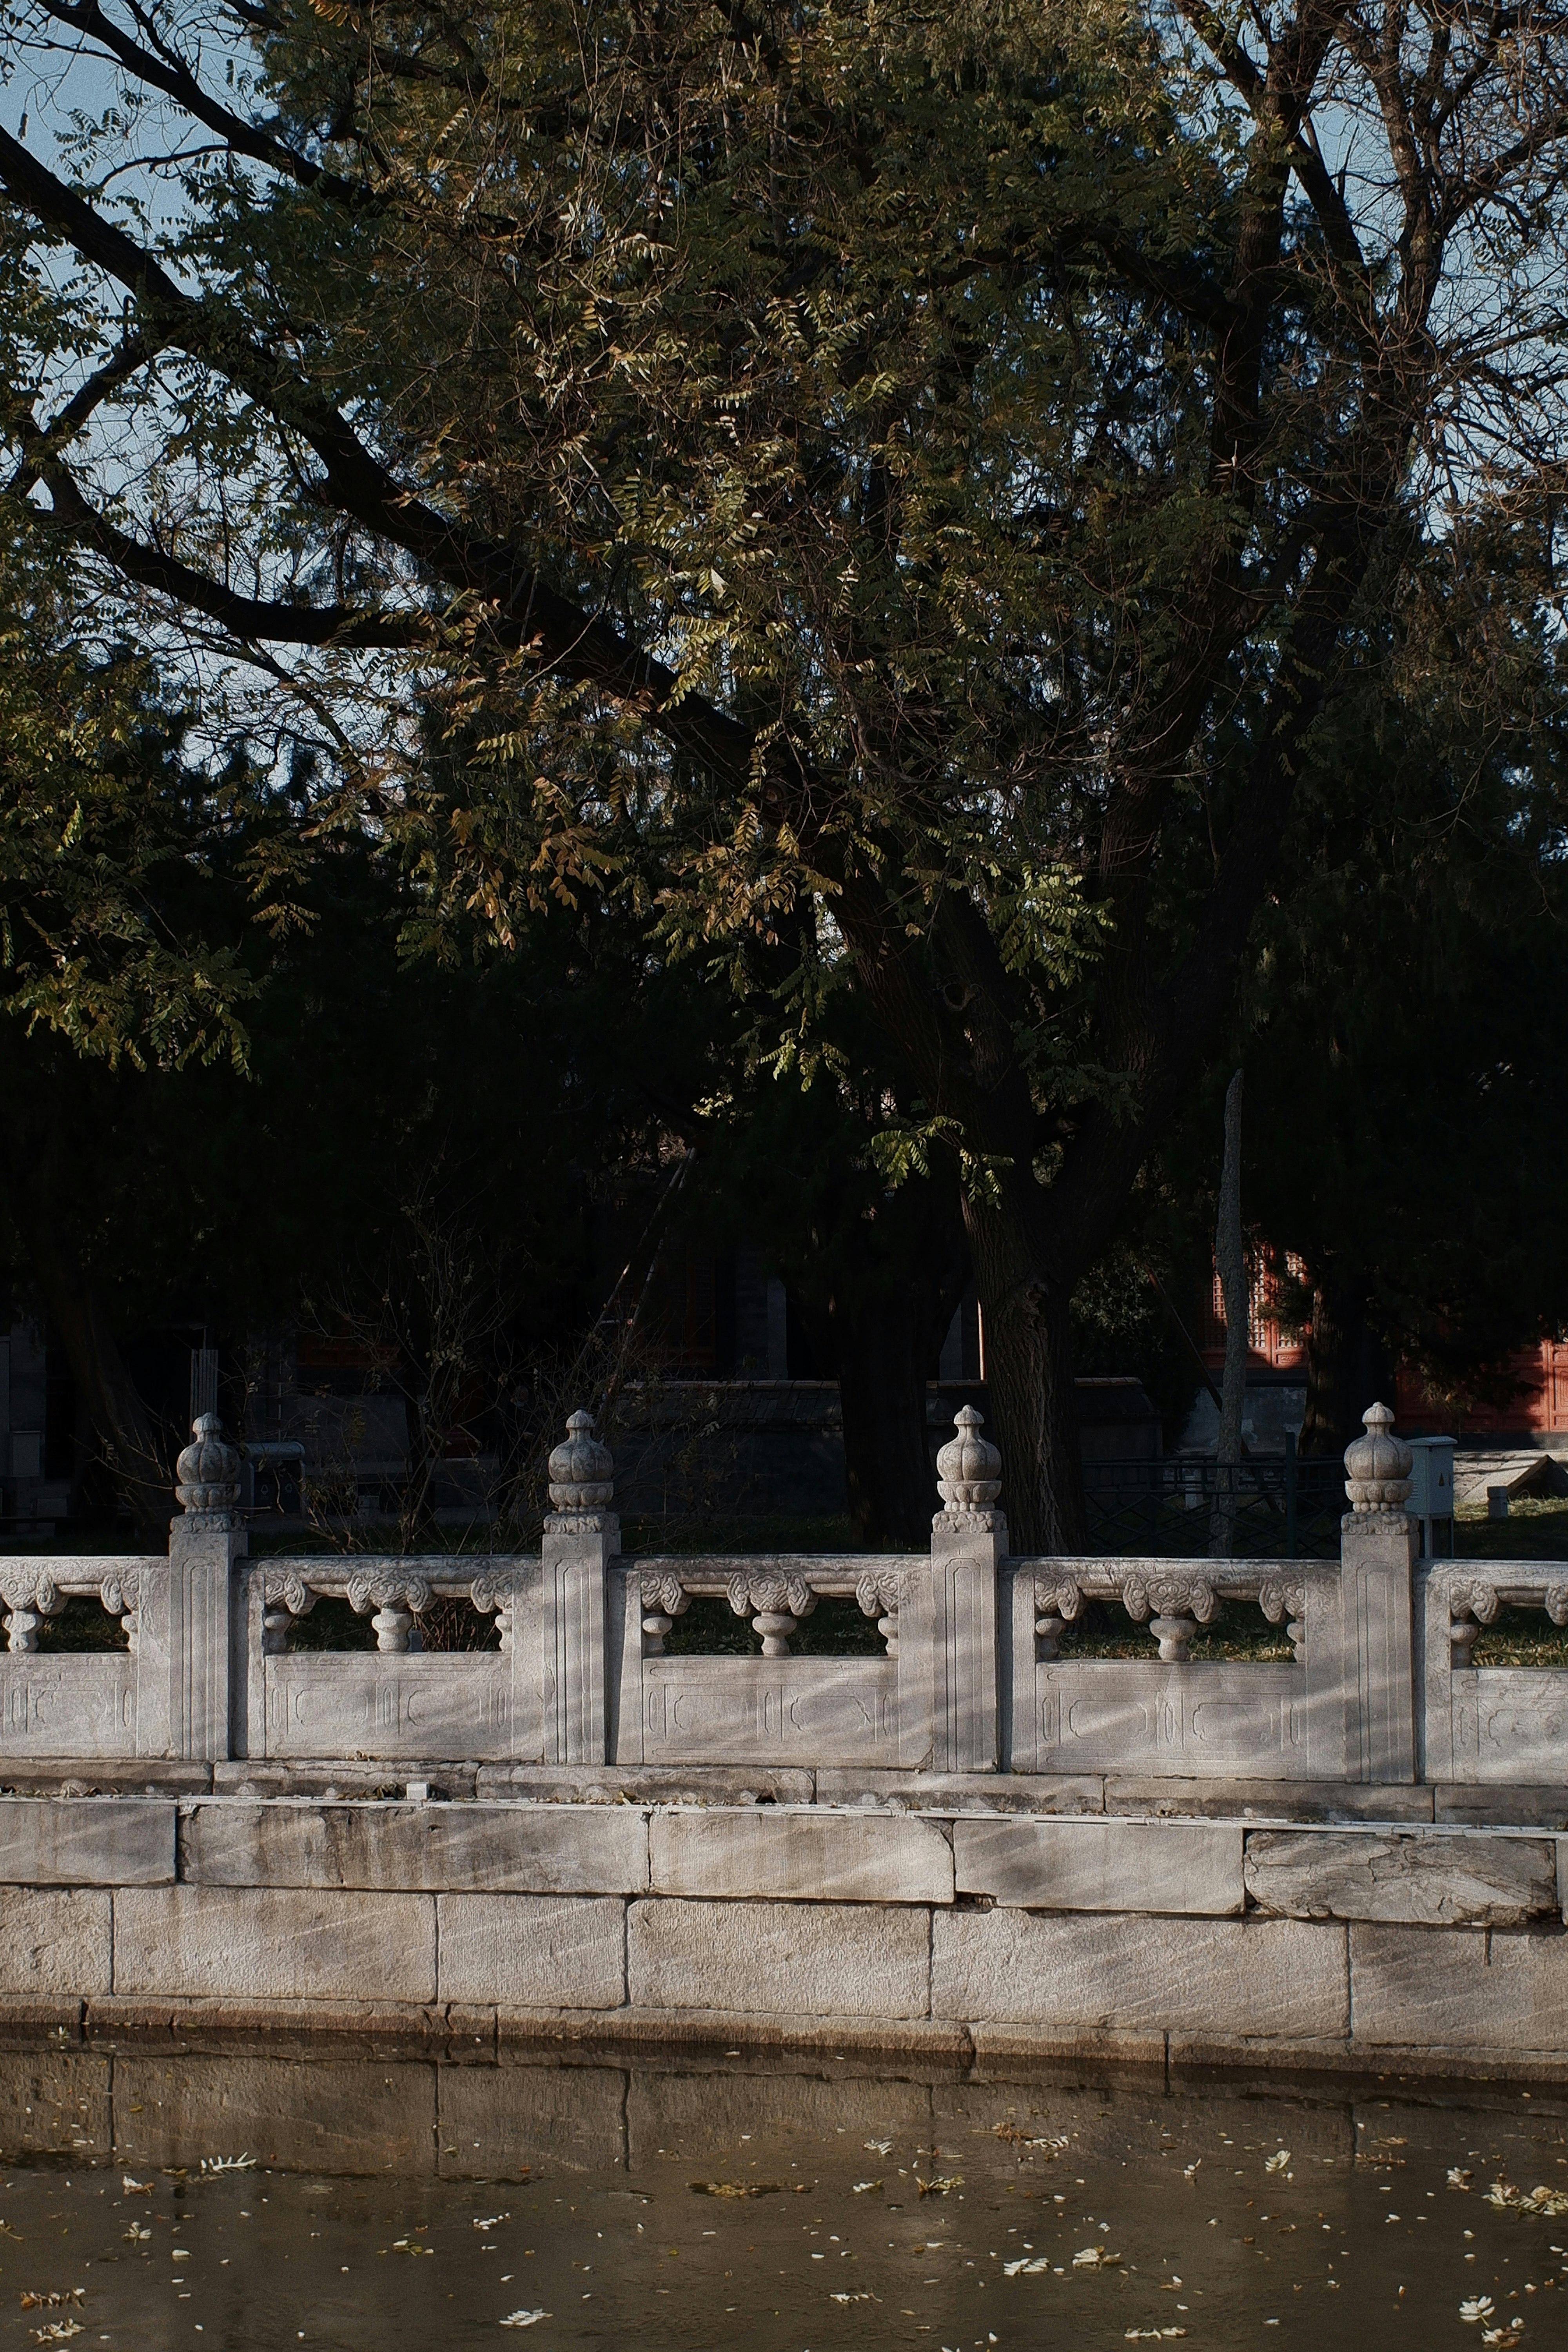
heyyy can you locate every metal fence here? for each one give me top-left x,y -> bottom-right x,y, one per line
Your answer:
1083,1444 -> 1345,1558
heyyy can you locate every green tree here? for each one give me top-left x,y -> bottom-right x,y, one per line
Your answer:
4,1 -> 1568,1544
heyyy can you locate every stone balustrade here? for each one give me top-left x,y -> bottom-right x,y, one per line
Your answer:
0,1401 -> 1563,1792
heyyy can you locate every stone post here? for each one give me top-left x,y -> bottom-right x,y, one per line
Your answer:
1338,1401 -> 1418,1782
924,1406 -> 1007,1774
541,1409 -> 619,1765
144,1413 -> 245,1761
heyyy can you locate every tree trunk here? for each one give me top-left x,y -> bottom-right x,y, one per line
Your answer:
1302,1272 -> 1392,1458
28,1234 -> 172,1543
964,1180 -> 1085,1555
1212,1069 -> 1247,1554
837,1297 -> 944,1549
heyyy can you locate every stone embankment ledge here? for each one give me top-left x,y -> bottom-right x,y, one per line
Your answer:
4,1782 -> 1568,2085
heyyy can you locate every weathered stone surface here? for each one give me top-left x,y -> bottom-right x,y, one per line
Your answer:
626,2060 -> 931,2167
212,1762 -> 479,1801
479,1765 -> 817,1806
1436,1786 -> 1568,1830
437,1893 -> 626,2009
817,1769 -> 1103,1814
438,2054 -> 627,2176
628,1895 -> 931,2018
1245,1829 -> 1557,1926
649,1807 -> 953,1904
0,2048 -> 111,2160
112,1885 -> 437,2003
112,2051 -> 436,2173
181,1800 -> 648,1894
1350,1921 -> 1568,2048
0,1795 -> 174,1885
0,1889 -> 111,1996
1104,1777 -> 1436,1822
932,1909 -> 1347,2036
954,1816 -> 1242,1914
0,1760 -> 212,1794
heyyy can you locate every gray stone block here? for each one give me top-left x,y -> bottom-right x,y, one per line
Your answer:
478,1765 -> 817,1805
181,1800 -> 648,1894
932,1908 -> 1347,2036
112,2051 -> 436,2173
649,1808 -> 953,1904
1245,1829 -> 1558,1926
1437,1787 -> 1568,1830
1103,1777 -> 1436,1822
438,2055 -> 627,2176
626,2061 -> 932,2167
628,1895 -> 931,2018
816,1770 -> 1103,1813
0,1889 -> 111,1996
953,1816 -> 1242,1914
112,1885 -> 437,2003
1350,1920 -> 1568,2048
0,2049 -> 111,2161
0,1796 -> 174,1885
437,1893 -> 626,2009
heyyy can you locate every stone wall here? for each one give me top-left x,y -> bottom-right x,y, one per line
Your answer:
3,1789 -> 1568,2084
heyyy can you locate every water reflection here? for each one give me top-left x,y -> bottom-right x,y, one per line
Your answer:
0,2038 -> 1563,2346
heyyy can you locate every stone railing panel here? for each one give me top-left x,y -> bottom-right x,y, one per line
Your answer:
1421,1562 -> 1568,1784
1004,1557 -> 1350,1780
234,1557 -> 545,1765
0,1558 -> 168,1759
608,1555 -> 919,1771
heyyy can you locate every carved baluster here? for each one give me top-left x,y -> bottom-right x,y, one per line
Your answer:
347,1572 -> 431,1655
1448,1577 -> 1499,1669
100,1570 -> 142,1654
1033,1575 -> 1085,1662
1259,1578 -> 1307,1663
1122,1574 -> 1217,1664
261,1571 -> 315,1656
640,1572 -> 691,1657
855,1570 -> 901,1658
1544,1583 -> 1568,1630
470,1573 -> 521,1653
728,1571 -> 815,1657
2,1571 -> 64,1653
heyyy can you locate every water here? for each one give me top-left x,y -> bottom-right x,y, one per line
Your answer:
1,2041 -> 1564,2347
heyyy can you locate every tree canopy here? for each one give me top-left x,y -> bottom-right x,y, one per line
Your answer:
4,0 -> 1568,1542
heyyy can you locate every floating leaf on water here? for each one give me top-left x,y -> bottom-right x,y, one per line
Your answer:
30,2326 -> 82,2345
392,2237 -> 434,2255
1182,2162 -> 1200,2180
1002,2256 -> 1052,2276
1450,2169 -> 1474,2190
829,2292 -> 879,2303
864,2140 -> 893,2156
122,2226 -> 151,2244
121,2177 -> 152,2197
916,2176 -> 963,2196
1265,2151 -> 1290,2173
1126,2332 -> 1187,2342
1072,2246 -> 1122,2269
199,2154 -> 257,2175
474,2215 -> 511,2230
498,2312 -> 550,2329
20,2295 -> 83,2312
689,2181 -> 781,2198
851,2181 -> 882,2194
0,2224 -> 22,2243
1480,2331 -> 1524,2349
1461,2298 -> 1496,2323
1488,2181 -> 1568,2218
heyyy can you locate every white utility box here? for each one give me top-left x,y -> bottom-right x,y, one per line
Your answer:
1407,1435 -> 1455,1557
